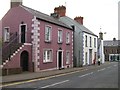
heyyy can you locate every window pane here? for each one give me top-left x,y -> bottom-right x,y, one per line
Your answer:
4,28 -> 10,42
45,26 -> 51,41
58,30 -> 62,43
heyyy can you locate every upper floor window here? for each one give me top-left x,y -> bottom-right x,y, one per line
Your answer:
85,35 -> 87,47
66,51 -> 70,64
4,27 -> 10,42
45,26 -> 52,42
94,38 -> 96,48
90,37 -> 92,47
43,49 -> 53,63
66,32 -> 70,44
58,30 -> 63,43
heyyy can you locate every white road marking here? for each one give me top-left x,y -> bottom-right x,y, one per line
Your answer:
79,72 -> 93,78
107,67 -> 111,69
97,68 -> 106,72
114,65 -> 117,67
41,80 -> 69,88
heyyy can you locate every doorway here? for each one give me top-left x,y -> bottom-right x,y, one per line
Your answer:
19,24 -> 27,43
89,49 -> 92,65
20,51 -> 29,71
57,50 -> 63,69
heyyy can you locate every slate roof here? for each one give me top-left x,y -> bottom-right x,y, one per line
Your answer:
59,16 -> 97,37
104,40 -> 120,46
20,5 -> 72,30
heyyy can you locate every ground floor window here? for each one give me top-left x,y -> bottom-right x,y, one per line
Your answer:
85,52 -> 88,65
43,49 -> 53,63
109,54 -> 120,61
66,51 -> 70,64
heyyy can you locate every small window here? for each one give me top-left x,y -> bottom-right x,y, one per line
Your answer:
45,26 -> 52,42
66,32 -> 70,44
94,38 -> 96,48
43,49 -> 52,63
85,35 -> 87,47
90,37 -> 92,47
66,51 -> 70,64
4,27 -> 10,42
58,30 -> 63,43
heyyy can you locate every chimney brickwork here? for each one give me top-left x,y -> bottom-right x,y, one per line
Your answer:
54,5 -> 66,17
11,0 -> 22,8
74,16 -> 84,25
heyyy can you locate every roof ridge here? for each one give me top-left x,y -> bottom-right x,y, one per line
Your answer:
20,5 -> 72,30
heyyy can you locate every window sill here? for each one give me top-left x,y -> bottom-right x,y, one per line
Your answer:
43,61 -> 53,64
66,43 -> 70,45
45,41 -> 51,43
58,42 -> 63,44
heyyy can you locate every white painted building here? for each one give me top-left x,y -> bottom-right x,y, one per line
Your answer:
83,32 -> 98,65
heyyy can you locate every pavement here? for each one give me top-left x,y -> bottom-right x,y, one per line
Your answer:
1,62 -> 110,84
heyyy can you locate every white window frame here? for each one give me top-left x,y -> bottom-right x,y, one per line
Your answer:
4,27 -> 10,42
66,51 -> 70,64
45,25 -> 52,42
19,24 -> 27,43
43,49 -> 53,63
58,29 -> 63,43
66,32 -> 70,44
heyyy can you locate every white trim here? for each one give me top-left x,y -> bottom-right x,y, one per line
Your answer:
19,24 -> 27,43
24,43 -> 32,45
39,68 -> 57,72
0,65 -> 3,68
31,16 -> 40,72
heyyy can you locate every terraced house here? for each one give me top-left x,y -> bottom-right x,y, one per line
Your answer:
1,0 -> 73,75
53,5 -> 98,67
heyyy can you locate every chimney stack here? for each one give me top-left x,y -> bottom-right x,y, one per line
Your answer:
11,0 -> 22,8
74,16 -> 84,25
99,32 -> 103,40
54,5 -> 66,17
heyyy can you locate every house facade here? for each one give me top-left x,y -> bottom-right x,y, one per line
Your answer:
53,6 -> 98,67
104,38 -> 120,61
1,0 -> 73,75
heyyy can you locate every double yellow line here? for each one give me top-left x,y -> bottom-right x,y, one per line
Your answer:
0,69 -> 86,88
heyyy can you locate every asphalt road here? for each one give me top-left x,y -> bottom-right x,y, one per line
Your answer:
3,62 -> 118,89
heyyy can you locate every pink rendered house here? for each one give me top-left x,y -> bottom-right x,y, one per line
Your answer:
1,0 -> 73,75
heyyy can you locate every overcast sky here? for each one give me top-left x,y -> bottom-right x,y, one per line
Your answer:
0,0 -> 119,40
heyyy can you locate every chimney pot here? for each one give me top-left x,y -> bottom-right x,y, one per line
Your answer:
113,38 -> 116,41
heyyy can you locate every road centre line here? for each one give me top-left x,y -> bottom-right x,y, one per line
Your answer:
107,66 -> 111,69
41,80 -> 69,88
97,68 -> 106,72
79,72 -> 93,78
